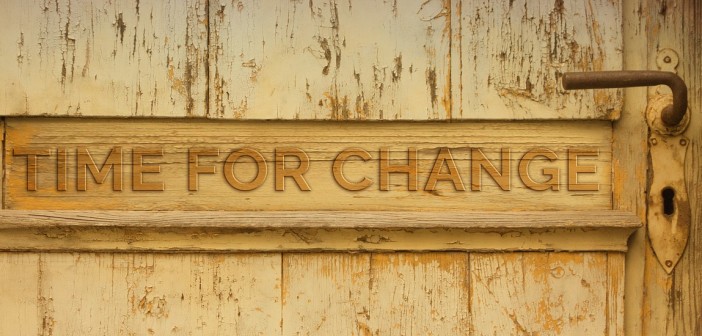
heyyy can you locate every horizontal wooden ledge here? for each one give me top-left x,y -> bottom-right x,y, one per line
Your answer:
0,210 -> 640,229
0,210 -> 640,252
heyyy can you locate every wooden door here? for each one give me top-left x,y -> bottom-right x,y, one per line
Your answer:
0,1 -> 699,335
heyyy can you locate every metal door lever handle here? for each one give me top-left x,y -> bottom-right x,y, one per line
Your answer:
562,71 -> 687,126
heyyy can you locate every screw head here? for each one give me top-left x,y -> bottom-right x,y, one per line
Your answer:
680,139 -> 687,146
664,56 -> 672,63
665,260 -> 673,267
651,138 -> 658,145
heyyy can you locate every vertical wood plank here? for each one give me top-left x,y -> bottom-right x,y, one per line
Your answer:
644,2 -> 702,335
369,253 -> 470,336
0,0 -> 208,117
617,1 -> 648,335
209,0 -> 451,120
0,253 -> 40,335
282,253 -> 371,335
607,253 -> 625,336
470,252 -> 610,335
639,1 -> 702,335
672,3 -> 702,333
38,253 -> 282,335
455,0 -> 623,120
37,253 -> 128,334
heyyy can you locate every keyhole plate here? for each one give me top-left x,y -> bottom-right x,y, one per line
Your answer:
647,134 -> 691,274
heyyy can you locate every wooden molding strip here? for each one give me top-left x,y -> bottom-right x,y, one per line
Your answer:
0,210 -> 640,252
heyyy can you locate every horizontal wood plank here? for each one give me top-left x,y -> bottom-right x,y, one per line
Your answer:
0,210 -> 639,252
5,118 -> 613,211
0,210 -> 640,229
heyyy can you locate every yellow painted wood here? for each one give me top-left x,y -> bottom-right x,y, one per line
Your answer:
0,0 -> 622,120
618,1 -> 649,335
36,253 -> 281,335
282,253 -> 470,335
5,118 -> 613,211
0,250 -> 627,334
0,0 -> 208,117
0,210 -> 640,252
453,0 -> 623,120
470,252 -> 618,335
0,253 -> 39,336
369,253 -> 470,335
640,2 -> 702,335
282,253 -> 371,335
607,253 -> 625,336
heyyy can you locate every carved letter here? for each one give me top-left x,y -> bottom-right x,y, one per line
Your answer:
471,148 -> 511,191
188,148 -> 219,191
13,148 -> 51,191
224,148 -> 268,191
333,148 -> 373,191
519,148 -> 560,191
275,147 -> 311,191
57,148 -> 67,191
568,148 -> 599,191
425,147 -> 465,191
133,148 -> 165,191
77,147 -> 123,191
379,147 -> 418,191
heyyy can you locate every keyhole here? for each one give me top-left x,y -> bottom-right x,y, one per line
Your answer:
662,187 -> 676,216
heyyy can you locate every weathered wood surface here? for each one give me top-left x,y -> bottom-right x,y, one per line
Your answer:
0,251 -> 623,335
0,253 -> 40,335
470,252 -> 624,335
0,210 -> 640,229
617,0 -> 649,334
0,210 -> 640,252
5,119 -> 613,211
638,1 -> 702,335
0,0 -> 622,119
452,0 -> 622,119
0,0 -> 208,117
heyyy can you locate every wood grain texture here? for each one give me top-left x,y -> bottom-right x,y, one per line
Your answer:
282,253 -> 372,335
35,253 -> 281,335
0,0 -> 208,117
5,118 -> 613,211
0,226 -> 637,253
0,210 -> 641,229
618,0 -> 649,334
0,251 -> 626,334
282,253 -> 470,336
0,253 -> 40,336
369,253 -> 470,335
470,252 -> 621,335
0,210 -> 640,252
0,0 -> 622,120
607,253 -> 625,336
453,0 -> 623,120
209,0 -> 451,120
641,1 -> 702,335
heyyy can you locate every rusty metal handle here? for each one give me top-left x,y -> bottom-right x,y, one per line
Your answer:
562,71 -> 688,126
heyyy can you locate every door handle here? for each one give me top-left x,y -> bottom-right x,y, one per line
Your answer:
562,70 -> 688,126
561,70 -> 691,274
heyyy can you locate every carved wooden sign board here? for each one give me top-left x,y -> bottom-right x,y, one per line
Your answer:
5,119 -> 611,211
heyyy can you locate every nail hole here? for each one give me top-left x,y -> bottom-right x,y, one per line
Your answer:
662,187 -> 676,216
